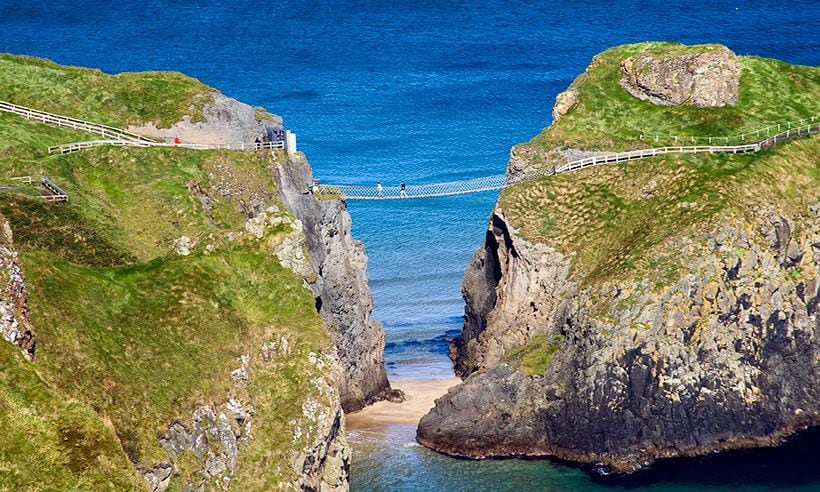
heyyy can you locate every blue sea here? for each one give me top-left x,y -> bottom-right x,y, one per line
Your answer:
1,1 -> 818,490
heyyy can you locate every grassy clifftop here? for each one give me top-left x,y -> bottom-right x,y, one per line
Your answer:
501,42 -> 819,288
0,54 -> 214,127
0,55 -> 335,490
530,42 -> 818,150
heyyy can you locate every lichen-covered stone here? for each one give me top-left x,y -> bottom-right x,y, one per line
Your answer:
552,89 -> 578,122
620,45 -> 741,107
419,203 -> 819,473
0,214 -> 36,360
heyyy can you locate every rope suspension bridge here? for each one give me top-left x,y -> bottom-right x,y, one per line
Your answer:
316,121 -> 819,199
1,100 -> 817,200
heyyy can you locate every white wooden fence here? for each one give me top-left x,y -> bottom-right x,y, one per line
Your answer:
0,100 -> 154,142
48,139 -> 286,155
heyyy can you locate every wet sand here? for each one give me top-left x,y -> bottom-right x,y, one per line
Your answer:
346,378 -> 460,429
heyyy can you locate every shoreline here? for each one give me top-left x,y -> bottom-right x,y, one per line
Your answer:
346,377 -> 460,429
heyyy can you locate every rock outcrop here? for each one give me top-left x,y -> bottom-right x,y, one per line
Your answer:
0,214 -> 35,360
149,347 -> 350,492
620,45 -> 741,107
551,89 -> 577,123
420,201 -> 820,473
128,92 -> 283,144
420,44 -> 817,471
276,154 -> 393,412
455,209 -> 573,376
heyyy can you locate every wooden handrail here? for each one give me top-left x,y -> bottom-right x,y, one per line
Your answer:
47,139 -> 286,155
0,100 -> 155,142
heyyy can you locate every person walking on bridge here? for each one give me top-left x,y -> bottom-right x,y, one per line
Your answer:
400,181 -> 407,198
377,181 -> 383,197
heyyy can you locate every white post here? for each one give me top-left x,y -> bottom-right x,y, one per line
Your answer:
285,131 -> 297,155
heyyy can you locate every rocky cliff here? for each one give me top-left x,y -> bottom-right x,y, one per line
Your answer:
0,54 -> 391,490
127,92 -> 284,144
418,42 -> 819,473
276,154 -> 393,412
422,204 -> 819,472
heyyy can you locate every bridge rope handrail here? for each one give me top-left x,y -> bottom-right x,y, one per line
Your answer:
319,121 -> 819,200
47,139 -> 285,155
0,100 -> 155,142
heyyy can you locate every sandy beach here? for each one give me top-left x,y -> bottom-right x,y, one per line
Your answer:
346,377 -> 460,429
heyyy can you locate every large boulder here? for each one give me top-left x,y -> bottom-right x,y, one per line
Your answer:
620,45 -> 741,107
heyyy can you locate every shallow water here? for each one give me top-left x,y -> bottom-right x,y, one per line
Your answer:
1,1 -> 818,489
350,425 -> 820,491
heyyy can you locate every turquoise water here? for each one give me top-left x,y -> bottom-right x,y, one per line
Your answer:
1,1 -> 818,489
350,424 -> 820,491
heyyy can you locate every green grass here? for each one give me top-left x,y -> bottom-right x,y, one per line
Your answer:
0,109 -> 280,261
0,116 -> 326,486
502,135 -> 819,288
528,42 -> 819,153
0,54 -> 215,128
21,247 -> 329,484
0,342 -> 145,490
502,42 -> 819,289
0,196 -> 134,267
506,334 -> 564,376
0,55 -> 335,488
637,43 -> 726,60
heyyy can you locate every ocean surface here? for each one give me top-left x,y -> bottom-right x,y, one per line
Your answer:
1,1 -> 818,490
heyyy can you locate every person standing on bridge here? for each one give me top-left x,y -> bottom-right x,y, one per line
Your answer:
400,181 -> 407,198
377,181 -> 383,197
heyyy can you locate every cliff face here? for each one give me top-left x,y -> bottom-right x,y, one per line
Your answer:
419,42 -> 820,473
276,155 -> 391,412
422,202 -> 819,472
455,209 -> 573,377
